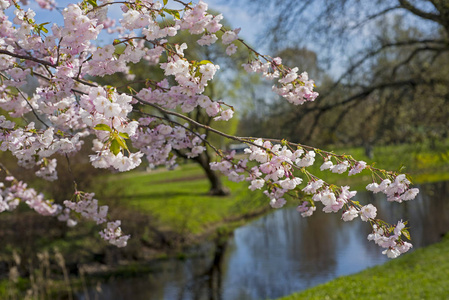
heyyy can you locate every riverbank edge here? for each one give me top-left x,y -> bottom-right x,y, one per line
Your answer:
84,203 -> 272,276
0,204 -> 273,298
276,232 -> 449,299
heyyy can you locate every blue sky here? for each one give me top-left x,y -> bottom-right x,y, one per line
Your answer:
5,0 -> 264,47
203,0 -> 264,46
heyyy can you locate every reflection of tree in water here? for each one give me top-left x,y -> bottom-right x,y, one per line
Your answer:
181,237 -> 227,300
205,238 -> 226,300
86,243 -> 222,300
296,208 -> 340,276
173,245 -> 224,300
404,181 -> 449,247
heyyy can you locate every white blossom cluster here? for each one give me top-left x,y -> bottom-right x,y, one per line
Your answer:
0,176 -> 58,216
243,59 -> 319,105
368,221 -> 413,258
0,176 -> 129,247
366,174 -> 419,203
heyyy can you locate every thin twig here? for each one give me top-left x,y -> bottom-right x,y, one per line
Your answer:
17,89 -> 50,128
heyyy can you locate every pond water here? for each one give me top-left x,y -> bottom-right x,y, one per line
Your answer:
79,181 -> 449,300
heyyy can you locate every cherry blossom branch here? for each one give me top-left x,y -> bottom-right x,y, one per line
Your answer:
0,49 -> 56,68
0,0 -> 418,257
135,110 -> 221,154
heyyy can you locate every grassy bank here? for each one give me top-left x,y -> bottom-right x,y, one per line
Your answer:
305,141 -> 449,189
278,233 -> 449,300
103,163 -> 268,236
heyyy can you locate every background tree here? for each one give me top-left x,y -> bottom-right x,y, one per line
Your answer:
234,0 -> 449,150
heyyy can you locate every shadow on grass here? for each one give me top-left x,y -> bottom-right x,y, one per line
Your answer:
148,174 -> 207,185
117,191 -> 211,201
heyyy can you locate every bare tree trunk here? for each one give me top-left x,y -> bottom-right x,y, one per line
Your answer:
193,151 -> 230,196
175,148 -> 230,196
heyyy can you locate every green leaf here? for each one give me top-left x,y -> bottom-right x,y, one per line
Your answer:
406,174 -> 413,184
87,0 -> 97,8
38,23 -> 49,34
402,229 -> 411,240
93,124 -> 112,132
114,44 -> 126,55
162,8 -> 180,19
119,132 -> 130,139
110,139 -> 121,155
199,60 -> 213,65
115,137 -> 128,150
163,0 -> 168,5
397,164 -> 406,173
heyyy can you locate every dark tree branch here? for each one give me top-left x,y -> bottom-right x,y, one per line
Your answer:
349,5 -> 402,30
303,109 -> 325,142
392,45 -> 449,76
0,49 -> 56,68
306,78 -> 449,116
318,39 -> 447,101
328,100 -> 360,139
398,0 -> 441,23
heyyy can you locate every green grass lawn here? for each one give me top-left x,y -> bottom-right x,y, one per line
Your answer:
278,233 -> 449,300
102,163 -> 267,235
304,141 -> 449,189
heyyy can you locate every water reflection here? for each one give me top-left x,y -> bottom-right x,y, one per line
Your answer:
79,181 -> 449,300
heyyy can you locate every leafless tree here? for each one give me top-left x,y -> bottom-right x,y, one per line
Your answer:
232,0 -> 449,149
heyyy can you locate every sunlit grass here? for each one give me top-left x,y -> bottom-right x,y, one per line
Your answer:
104,163 -> 267,235
305,141 -> 449,188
